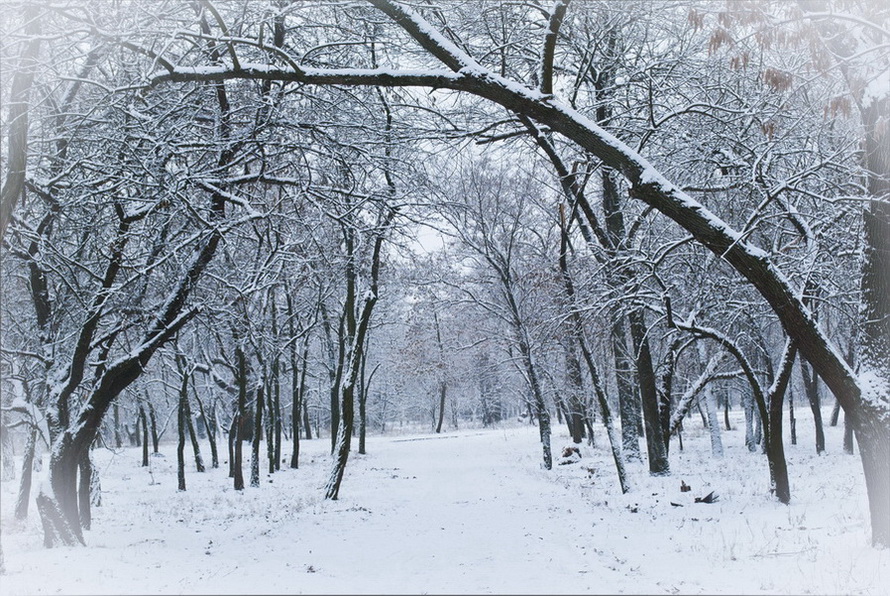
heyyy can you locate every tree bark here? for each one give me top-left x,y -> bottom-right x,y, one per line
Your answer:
177,389 -> 187,491
767,342 -> 796,504
698,344 -> 724,459
629,310 -> 669,475
250,384 -> 264,488
744,391 -> 756,452
148,401 -> 160,454
15,428 -> 38,520
139,406 -> 149,467
193,390 -> 218,468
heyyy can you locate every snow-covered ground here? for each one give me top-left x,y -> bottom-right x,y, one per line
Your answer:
1,408 -> 887,595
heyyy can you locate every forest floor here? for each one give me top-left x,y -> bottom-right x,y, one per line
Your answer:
1,407 -> 887,595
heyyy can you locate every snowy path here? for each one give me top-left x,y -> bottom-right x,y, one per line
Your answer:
1,420 -> 887,594
284,429 -> 601,595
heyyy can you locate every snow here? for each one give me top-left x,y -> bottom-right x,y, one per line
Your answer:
860,62 -> 889,111
1,409 -> 887,595
857,368 -> 890,416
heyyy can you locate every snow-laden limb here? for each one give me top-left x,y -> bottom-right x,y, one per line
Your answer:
142,0 -> 887,542
367,0 -> 485,73
668,352 -> 725,437
148,32 -> 860,421
540,0 -> 570,95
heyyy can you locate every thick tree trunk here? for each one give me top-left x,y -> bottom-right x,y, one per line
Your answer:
113,404 -> 123,449
613,320 -> 641,461
853,405 -> 890,547
35,491 -> 82,548
77,450 -> 92,530
767,343 -> 795,505
564,342 -> 585,444
629,310 -> 669,475
15,429 -> 37,520
46,432 -> 87,543
233,411 -> 244,490
744,392 -> 756,452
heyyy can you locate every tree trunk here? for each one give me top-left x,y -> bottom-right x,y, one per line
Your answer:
266,376 -> 276,474
703,377 -> 724,458
853,404 -> 890,547
358,341 -> 374,453
46,431 -> 88,544
289,343 -> 305,469
723,390 -> 732,431
139,406 -> 149,467
629,310 -> 669,475
15,428 -> 37,520
194,391 -> 218,468
830,399 -> 841,427
227,416 -> 236,477
844,410 -> 855,455
113,404 -> 123,449
185,402 -> 203,472
744,392 -> 756,452
250,384 -> 264,488
564,341 -> 585,444
325,208 -> 392,499
754,404 -> 763,448
303,399 -> 312,440
767,343 -> 795,505
233,336 -> 248,491
359,360 -> 376,454
233,411 -> 244,490
789,389 -> 797,446
148,401 -> 160,454
177,391 -> 186,491
77,451 -> 93,530
613,319 -> 641,461
800,361 -> 825,454
35,491 -> 82,548
272,368 -> 282,472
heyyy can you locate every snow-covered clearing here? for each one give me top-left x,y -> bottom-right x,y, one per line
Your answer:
1,409 -> 887,595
